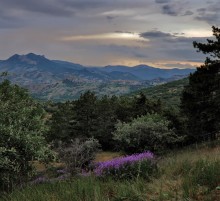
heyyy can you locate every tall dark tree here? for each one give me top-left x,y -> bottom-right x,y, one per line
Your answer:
72,91 -> 98,138
181,26 -> 220,142
47,101 -> 75,143
95,95 -> 118,149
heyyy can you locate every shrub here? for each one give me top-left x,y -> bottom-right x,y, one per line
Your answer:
113,113 -> 183,154
93,152 -> 157,180
57,138 -> 101,175
0,80 -> 53,192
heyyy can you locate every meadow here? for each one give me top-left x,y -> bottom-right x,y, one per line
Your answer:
1,141 -> 220,201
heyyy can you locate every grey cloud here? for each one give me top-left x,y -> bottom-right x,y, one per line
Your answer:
60,0 -> 104,10
138,30 -> 211,62
195,3 -> 220,25
197,8 -> 206,13
134,52 -> 148,58
195,13 -> 219,25
160,2 -> 193,17
206,1 -> 214,4
0,19 -> 25,29
183,10 -> 194,16
115,31 -> 134,34
0,8 -> 26,29
140,31 -> 173,38
155,0 -> 171,4
1,0 -> 156,15
106,16 -> 115,20
162,4 -> 179,16
0,0 -> 75,17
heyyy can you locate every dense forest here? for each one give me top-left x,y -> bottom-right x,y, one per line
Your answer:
0,26 -> 220,200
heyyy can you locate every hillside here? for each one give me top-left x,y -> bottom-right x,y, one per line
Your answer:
130,78 -> 189,108
0,53 -> 194,101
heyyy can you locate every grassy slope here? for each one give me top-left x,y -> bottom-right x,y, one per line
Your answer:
2,142 -> 220,201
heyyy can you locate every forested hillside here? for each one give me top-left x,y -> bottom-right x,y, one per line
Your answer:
130,78 -> 189,108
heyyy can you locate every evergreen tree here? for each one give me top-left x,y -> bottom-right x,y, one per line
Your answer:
47,101 -> 75,143
181,26 -> 220,142
95,95 -> 118,149
72,91 -> 98,138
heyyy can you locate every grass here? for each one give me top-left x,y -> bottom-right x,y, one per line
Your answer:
94,151 -> 122,162
2,143 -> 220,201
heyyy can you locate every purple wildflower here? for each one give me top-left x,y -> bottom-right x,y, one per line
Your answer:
93,151 -> 154,177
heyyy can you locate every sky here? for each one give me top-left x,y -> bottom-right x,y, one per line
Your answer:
0,0 -> 220,68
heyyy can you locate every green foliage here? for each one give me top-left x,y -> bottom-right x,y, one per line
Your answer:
47,101 -> 75,143
113,113 -> 183,154
95,95 -> 118,149
0,80 -> 53,192
130,78 -> 189,109
72,91 -> 98,138
47,92 -> 165,151
181,26 -> 220,142
193,26 -> 220,65
57,138 -> 100,175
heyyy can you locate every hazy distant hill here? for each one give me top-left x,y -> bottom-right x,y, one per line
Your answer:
0,53 -> 194,101
99,65 -> 194,80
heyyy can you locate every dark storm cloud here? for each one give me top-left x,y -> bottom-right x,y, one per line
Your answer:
155,0 -> 171,4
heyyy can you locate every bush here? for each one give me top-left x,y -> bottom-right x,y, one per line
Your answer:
57,138 -> 101,175
0,80 -> 53,192
93,152 -> 157,180
113,113 -> 183,154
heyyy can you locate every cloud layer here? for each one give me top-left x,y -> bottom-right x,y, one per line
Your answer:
0,0 -> 218,68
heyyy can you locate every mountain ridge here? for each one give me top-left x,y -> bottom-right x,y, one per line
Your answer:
0,53 -> 195,101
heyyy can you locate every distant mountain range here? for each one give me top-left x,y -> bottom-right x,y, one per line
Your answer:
0,53 -> 195,101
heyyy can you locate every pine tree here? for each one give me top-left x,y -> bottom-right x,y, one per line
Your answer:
181,26 -> 220,142
72,91 -> 98,138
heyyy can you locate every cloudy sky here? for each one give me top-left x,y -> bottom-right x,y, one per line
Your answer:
0,0 -> 219,68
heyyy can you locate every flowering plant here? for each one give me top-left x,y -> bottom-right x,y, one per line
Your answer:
93,152 -> 157,180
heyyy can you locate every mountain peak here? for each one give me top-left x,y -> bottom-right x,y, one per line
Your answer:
6,53 -> 49,65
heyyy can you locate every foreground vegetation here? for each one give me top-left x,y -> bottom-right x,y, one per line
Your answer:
1,142 -> 220,201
